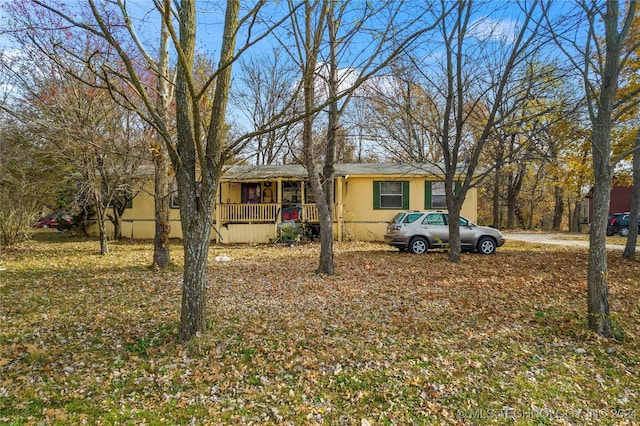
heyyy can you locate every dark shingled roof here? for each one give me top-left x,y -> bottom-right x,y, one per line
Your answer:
220,163 -> 455,180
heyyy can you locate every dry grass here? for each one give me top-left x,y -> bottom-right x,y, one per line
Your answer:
1,232 -> 639,425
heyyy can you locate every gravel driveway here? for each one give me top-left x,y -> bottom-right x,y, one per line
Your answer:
502,232 -> 634,250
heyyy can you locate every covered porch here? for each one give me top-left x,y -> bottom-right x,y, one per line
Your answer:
215,165 -> 345,244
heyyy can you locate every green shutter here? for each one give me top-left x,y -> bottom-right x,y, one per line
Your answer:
424,181 -> 432,209
402,181 -> 410,209
454,181 -> 461,197
126,199 -> 133,209
373,181 -> 381,209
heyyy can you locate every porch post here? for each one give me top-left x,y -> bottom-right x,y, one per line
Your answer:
336,176 -> 344,241
215,181 -> 221,244
275,177 -> 283,239
277,177 -> 283,219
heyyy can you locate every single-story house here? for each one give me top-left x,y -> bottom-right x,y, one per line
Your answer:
90,163 -> 478,244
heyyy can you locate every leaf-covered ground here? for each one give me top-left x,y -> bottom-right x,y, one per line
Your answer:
1,232 -> 639,425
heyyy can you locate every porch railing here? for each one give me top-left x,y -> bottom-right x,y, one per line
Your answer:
217,203 -> 338,223
217,203 -> 323,223
218,203 -> 280,223
301,204 -> 318,222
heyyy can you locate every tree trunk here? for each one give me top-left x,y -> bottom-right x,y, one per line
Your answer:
153,149 -> 172,268
587,143 -> 613,337
587,97 -> 615,337
447,192 -> 462,262
570,198 -> 582,233
623,129 -> 640,259
584,0 -> 634,338
174,0 -> 238,342
316,2 -> 337,276
492,161 -> 501,229
99,227 -> 109,254
152,8 -> 172,269
312,172 -> 334,275
178,192 -> 212,341
97,207 -> 109,255
91,174 -> 110,254
507,197 -> 516,228
112,208 -> 122,240
506,164 -> 524,228
552,185 -> 564,230
515,202 -> 527,229
298,0 -> 330,274
174,0 -> 208,342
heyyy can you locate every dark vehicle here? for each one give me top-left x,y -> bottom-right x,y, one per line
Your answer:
607,212 -> 640,237
384,211 -> 505,254
33,214 -> 73,229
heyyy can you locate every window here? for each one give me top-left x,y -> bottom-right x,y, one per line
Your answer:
170,193 -> 180,209
425,181 -> 461,209
423,213 -> 446,225
391,212 -> 406,224
380,182 -> 402,208
431,181 -> 447,208
170,180 -> 179,209
373,181 -> 409,209
404,213 -> 424,223
108,198 -> 133,209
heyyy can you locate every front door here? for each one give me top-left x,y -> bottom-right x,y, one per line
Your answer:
242,183 -> 261,204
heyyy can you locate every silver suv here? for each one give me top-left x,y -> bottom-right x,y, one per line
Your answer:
384,211 -> 505,254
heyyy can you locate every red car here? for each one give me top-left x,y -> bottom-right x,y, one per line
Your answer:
33,214 -> 73,229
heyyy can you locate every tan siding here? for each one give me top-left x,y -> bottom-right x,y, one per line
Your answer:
87,167 -> 478,243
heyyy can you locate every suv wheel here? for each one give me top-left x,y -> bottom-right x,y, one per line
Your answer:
409,237 -> 429,254
619,226 -> 629,237
478,237 -> 496,255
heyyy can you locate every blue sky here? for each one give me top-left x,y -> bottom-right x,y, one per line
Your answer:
0,1 -> 589,112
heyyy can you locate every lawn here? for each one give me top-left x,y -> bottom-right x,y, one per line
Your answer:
1,232 -> 639,425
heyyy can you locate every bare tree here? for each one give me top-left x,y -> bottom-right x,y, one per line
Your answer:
286,0 -> 445,274
1,42 -> 150,252
359,62 -> 444,163
545,0 -> 639,337
232,51 -> 298,165
43,81 -> 148,254
479,61 -> 570,230
2,0 -> 176,266
7,0 -> 295,341
0,117 -> 66,246
371,1 -> 542,260
150,13 -> 174,269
